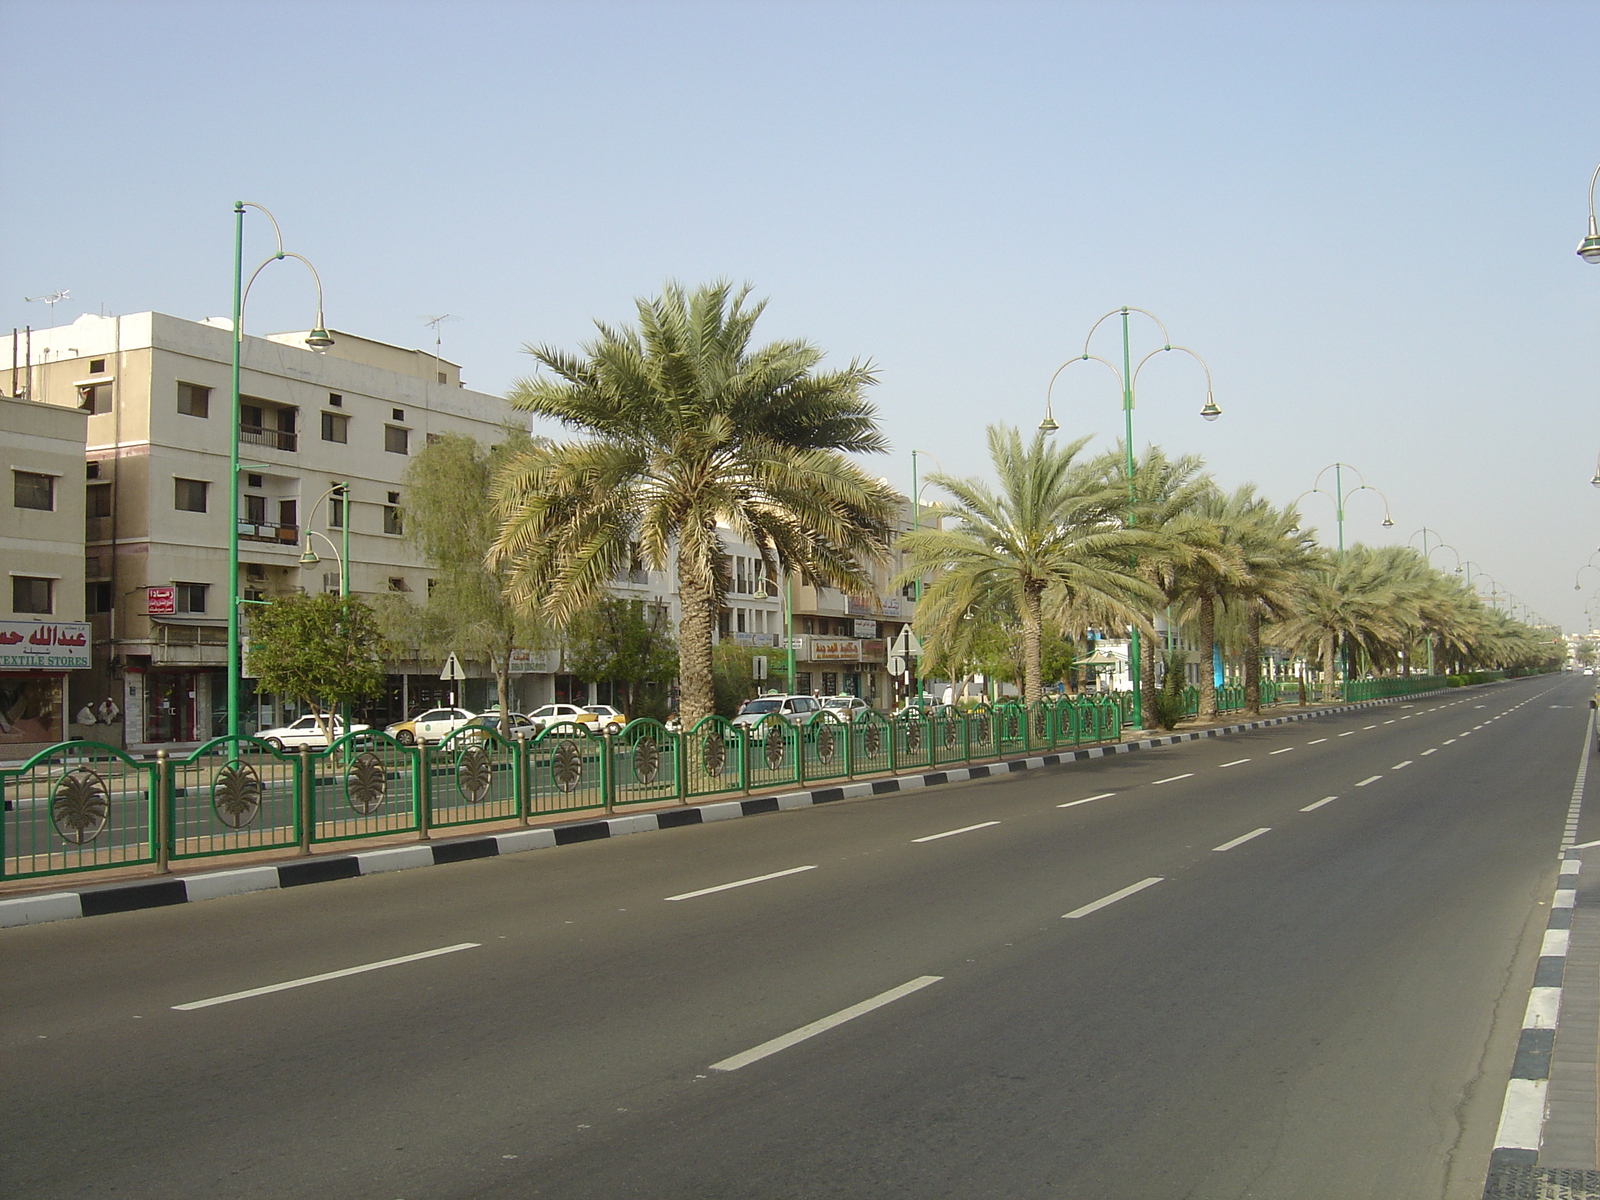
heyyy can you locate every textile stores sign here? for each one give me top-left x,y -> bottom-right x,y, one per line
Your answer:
0,620 -> 91,669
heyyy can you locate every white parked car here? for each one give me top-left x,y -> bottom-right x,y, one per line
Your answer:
255,715 -> 370,751
820,695 -> 870,718
527,704 -> 601,734
385,707 -> 478,746
732,694 -> 821,738
583,705 -> 627,733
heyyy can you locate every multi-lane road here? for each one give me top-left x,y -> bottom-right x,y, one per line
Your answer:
3,675 -> 1591,1199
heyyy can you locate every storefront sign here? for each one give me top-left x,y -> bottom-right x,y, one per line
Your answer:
733,632 -> 782,648
0,620 -> 91,669
847,594 -> 903,618
853,619 -> 877,639
147,586 -> 175,615
508,648 -> 558,674
808,638 -> 861,662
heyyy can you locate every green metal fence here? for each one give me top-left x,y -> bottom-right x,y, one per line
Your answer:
7,677 -> 1356,882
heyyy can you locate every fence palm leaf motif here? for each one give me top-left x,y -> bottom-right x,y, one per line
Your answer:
815,720 -> 838,764
551,740 -> 584,793
51,767 -> 110,844
212,761 -> 263,829
632,737 -> 662,784
764,727 -> 786,770
701,730 -> 727,776
456,746 -> 493,804
862,720 -> 882,758
902,716 -> 923,752
347,752 -> 388,815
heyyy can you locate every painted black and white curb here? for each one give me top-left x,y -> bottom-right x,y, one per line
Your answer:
0,691 -> 1454,931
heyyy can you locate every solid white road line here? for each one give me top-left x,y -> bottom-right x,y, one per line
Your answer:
913,821 -> 1001,843
1063,876 -> 1165,919
710,976 -> 943,1071
1152,773 -> 1194,786
1212,827 -> 1272,852
1269,747 -> 1294,755
1301,796 -> 1338,812
666,865 -> 817,901
1355,775 -> 1383,787
173,943 -> 481,1011
1392,760 -> 1413,770
1219,759 -> 1251,768
1058,792 -> 1117,808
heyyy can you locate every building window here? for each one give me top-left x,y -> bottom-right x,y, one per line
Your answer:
437,371 -> 447,384
279,500 -> 297,527
86,460 -> 100,479
77,383 -> 111,414
246,473 -> 263,488
13,470 -> 54,511
329,495 -> 345,528
175,583 -> 208,614
796,672 -> 812,695
244,494 -> 267,524
321,411 -> 348,443
388,577 -> 410,592
177,382 -> 210,418
384,425 -> 409,455
383,504 -> 402,535
12,576 -> 53,614
89,358 -> 106,374
392,408 -> 405,421
174,478 -> 209,512
88,581 -> 113,614
328,392 -> 343,407
87,482 -> 111,518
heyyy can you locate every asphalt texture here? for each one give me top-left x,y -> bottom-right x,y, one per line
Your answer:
2,675 -> 1590,1199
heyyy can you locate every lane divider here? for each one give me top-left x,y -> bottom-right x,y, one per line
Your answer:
1212,827 -> 1272,853
1063,876 -> 1165,919
710,975 -> 943,1071
173,942 -> 480,1011
665,865 -> 817,902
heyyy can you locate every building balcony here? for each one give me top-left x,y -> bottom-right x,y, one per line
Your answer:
238,522 -> 299,545
239,424 -> 297,452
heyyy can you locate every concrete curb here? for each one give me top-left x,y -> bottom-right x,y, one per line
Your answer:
0,691 -> 1452,931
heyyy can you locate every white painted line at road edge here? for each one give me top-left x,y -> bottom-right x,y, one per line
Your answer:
1300,796 -> 1338,812
710,975 -> 943,1071
1152,773 -> 1194,786
913,821 -> 1000,844
1212,827 -> 1272,852
666,864 -> 817,901
1058,792 -> 1116,808
173,943 -> 480,1011
1063,876 -> 1164,919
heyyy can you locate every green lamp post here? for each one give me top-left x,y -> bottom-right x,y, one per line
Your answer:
1040,307 -> 1218,732
228,201 -> 334,739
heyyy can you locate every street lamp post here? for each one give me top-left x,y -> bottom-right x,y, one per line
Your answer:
908,449 -> 944,705
228,202 -> 334,739
1297,463 -> 1395,560
1040,307 -> 1218,732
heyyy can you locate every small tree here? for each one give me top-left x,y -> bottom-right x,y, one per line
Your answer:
246,593 -> 392,742
711,642 -> 789,719
564,598 -> 679,721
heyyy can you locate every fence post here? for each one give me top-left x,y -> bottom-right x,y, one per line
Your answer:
601,732 -> 614,815
154,749 -> 171,874
417,742 -> 432,841
515,733 -> 530,825
297,744 -> 313,855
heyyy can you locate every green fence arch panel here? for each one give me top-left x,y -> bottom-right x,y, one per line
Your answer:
1,741 -> 158,880
432,727 -> 519,828
309,732 -> 422,843
894,713 -> 934,772
527,724 -> 609,816
744,717 -> 801,793
802,715 -> 851,783
682,717 -> 743,801
931,707 -> 968,766
170,736 -> 299,859
608,720 -> 680,808
850,711 -> 895,777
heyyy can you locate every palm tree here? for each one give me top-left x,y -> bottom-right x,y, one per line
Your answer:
896,426 -> 1158,704
490,282 -> 898,724
1272,546 -> 1405,699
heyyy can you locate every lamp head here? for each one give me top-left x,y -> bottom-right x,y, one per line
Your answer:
1581,221 -> 1600,265
305,328 -> 335,352
1199,393 -> 1221,422
1591,471 -> 1600,489
1381,514 -> 1394,528
298,542 -> 320,566
1038,414 -> 1059,435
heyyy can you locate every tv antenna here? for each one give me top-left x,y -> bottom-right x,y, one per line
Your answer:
24,290 -> 70,315
421,314 -> 460,385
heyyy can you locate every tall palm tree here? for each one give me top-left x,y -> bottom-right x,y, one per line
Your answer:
896,426 -> 1158,704
490,282 -> 898,724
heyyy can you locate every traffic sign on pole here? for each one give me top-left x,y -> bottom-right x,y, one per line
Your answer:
439,652 -> 466,682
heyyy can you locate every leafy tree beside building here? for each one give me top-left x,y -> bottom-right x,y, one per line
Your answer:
245,593 -> 392,742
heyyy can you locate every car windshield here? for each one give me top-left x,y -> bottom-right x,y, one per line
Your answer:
742,699 -> 782,715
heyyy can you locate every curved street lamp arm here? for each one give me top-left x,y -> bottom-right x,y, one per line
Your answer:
241,250 -> 330,336
1080,306 -> 1171,358
1042,354 -> 1123,432
1343,482 -> 1395,526
1129,343 -> 1219,419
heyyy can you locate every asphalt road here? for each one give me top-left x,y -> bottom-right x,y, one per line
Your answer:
2,675 -> 1589,1199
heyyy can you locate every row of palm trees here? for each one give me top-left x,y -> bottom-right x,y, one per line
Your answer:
899,426 -> 1558,720
484,281 -> 1554,729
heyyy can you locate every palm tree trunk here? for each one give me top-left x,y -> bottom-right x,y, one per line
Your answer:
1021,581 -> 1044,704
1322,634 -> 1337,702
676,556 -> 717,725
1244,604 -> 1262,715
1198,593 -> 1217,717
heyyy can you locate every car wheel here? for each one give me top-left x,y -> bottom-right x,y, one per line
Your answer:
264,737 -> 284,752
396,729 -> 416,746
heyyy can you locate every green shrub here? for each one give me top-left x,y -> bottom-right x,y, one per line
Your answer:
1149,650 -> 1189,730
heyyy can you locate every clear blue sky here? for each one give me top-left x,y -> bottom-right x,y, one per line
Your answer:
4,1 -> 1598,631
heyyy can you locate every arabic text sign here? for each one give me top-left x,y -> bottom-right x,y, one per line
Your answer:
0,621 -> 91,669
147,586 -> 175,615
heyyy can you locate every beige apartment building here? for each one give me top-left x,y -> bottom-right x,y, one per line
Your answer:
2,311 -> 519,746
0,394 -> 90,755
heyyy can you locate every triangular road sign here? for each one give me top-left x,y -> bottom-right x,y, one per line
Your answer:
439,651 -> 466,682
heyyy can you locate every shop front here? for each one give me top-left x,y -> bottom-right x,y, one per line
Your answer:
0,619 -> 89,757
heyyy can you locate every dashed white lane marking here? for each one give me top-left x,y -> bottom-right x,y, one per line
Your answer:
913,821 -> 1001,843
1392,760 -> 1413,770
1364,725 -> 1378,730
1212,827 -> 1272,852
1219,758 -> 1251,768
710,975 -> 943,1071
1444,738 -> 1457,744
1058,792 -> 1117,808
1301,796 -> 1338,812
1308,738 -> 1327,744
1063,876 -> 1165,919
1152,773 -> 1194,786
1269,747 -> 1295,755
173,943 -> 481,1011
1422,748 -> 1437,756
1339,731 -> 1355,737
1355,775 -> 1383,787
1384,720 -> 1396,725
666,865 -> 817,901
